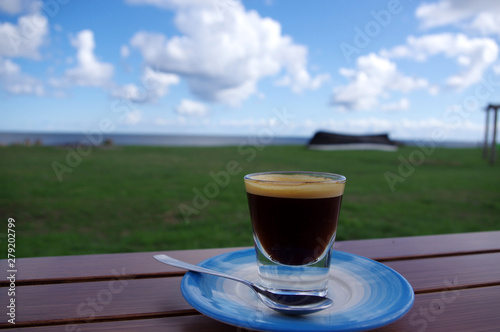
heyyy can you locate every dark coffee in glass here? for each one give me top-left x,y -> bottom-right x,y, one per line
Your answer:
244,172 -> 346,296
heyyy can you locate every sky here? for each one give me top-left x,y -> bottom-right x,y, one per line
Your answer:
1,0 -> 500,142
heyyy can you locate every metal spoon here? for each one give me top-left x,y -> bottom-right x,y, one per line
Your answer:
154,254 -> 333,315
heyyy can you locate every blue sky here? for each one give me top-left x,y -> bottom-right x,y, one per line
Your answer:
1,0 -> 500,141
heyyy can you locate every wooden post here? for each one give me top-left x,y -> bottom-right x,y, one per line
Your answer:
490,106 -> 498,166
483,106 -> 490,159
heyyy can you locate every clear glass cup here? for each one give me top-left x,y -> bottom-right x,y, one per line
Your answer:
244,171 -> 346,297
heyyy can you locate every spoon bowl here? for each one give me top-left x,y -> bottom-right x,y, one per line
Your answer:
154,254 -> 333,315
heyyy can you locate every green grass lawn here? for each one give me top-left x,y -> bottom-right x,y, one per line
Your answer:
1,144 -> 499,258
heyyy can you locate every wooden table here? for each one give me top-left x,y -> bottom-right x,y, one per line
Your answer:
1,231 -> 499,331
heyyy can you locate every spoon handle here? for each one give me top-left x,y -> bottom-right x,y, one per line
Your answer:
154,254 -> 251,287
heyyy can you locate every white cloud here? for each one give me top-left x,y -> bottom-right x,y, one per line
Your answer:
428,85 -> 440,95
381,98 -> 410,112
275,72 -> 330,93
121,109 -> 142,125
128,1 -> 326,106
120,45 -> 130,58
0,0 -> 25,14
126,0 -> 241,14
148,113 -> 483,142
175,99 -> 209,116
0,0 -> 41,15
469,12 -> 500,37
64,30 -> 114,88
0,12 -> 48,58
111,66 -> 179,103
0,56 -> 44,95
295,116 -> 483,141
331,53 -> 428,111
142,66 -> 180,95
416,0 -> 500,37
110,84 -> 144,102
381,33 -> 499,90
493,62 -> 500,75
126,0 -> 214,9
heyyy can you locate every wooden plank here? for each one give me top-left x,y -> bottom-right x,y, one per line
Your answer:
1,252 -> 499,328
1,231 -> 499,285
0,247 -> 244,286
8,286 -> 500,331
383,285 -> 500,332
0,277 -> 194,327
336,231 -> 500,261
384,252 -> 500,293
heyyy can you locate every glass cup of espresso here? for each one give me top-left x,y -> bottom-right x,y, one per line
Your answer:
244,171 -> 346,297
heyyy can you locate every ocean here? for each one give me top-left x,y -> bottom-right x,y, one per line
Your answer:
0,132 -> 480,148
0,132 -> 309,147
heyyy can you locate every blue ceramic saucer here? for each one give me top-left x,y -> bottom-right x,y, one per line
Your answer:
181,249 -> 414,332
